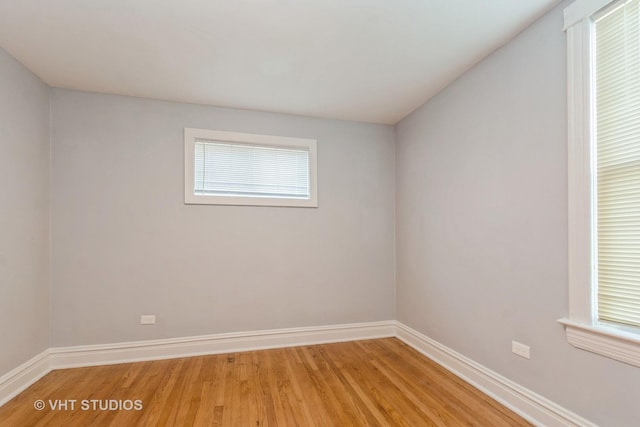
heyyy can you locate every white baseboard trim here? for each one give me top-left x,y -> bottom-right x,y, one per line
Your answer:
1,320 -> 595,427
0,350 -> 51,407
49,320 -> 396,370
395,322 -> 597,427
0,321 -> 395,407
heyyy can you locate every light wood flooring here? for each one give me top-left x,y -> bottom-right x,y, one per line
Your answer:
0,338 -> 531,426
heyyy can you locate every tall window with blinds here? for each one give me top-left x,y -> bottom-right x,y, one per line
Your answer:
184,128 -> 317,207
594,0 -> 640,328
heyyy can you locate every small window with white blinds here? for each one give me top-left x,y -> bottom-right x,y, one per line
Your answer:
594,0 -> 640,328
184,128 -> 317,207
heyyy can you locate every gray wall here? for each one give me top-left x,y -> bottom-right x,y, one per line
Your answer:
395,2 -> 640,426
0,48 -> 50,376
51,89 -> 396,346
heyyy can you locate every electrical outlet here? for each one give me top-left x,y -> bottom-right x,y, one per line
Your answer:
512,341 -> 530,359
140,315 -> 156,325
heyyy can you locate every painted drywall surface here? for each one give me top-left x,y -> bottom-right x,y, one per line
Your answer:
51,89 -> 395,346
0,48 -> 50,376
396,2 -> 640,426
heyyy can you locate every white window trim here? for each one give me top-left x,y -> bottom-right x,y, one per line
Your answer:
560,0 -> 640,367
184,128 -> 318,207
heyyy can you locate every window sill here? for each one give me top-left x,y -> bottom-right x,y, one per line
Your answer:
184,194 -> 318,208
558,318 -> 640,367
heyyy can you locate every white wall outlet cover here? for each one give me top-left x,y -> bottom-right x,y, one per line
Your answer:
140,315 -> 156,325
512,341 -> 530,359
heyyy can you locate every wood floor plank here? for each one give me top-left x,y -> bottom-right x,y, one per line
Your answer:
0,338 -> 532,426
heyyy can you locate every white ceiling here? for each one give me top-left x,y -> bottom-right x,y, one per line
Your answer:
0,0 -> 560,124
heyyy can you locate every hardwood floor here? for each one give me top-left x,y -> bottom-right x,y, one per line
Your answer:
0,338 -> 531,426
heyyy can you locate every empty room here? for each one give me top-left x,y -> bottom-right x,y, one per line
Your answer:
1,0 -> 640,425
